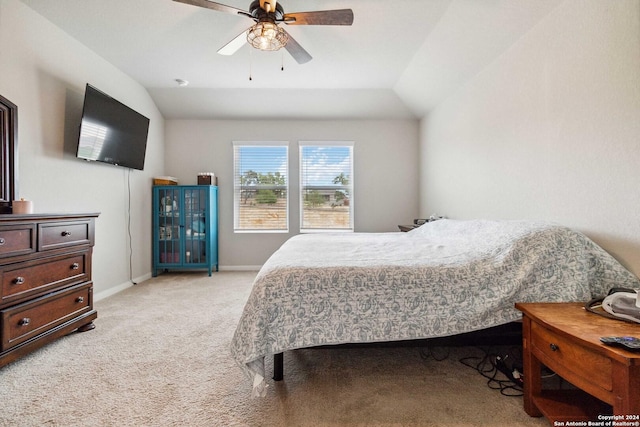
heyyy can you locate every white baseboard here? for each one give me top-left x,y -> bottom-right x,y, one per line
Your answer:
94,281 -> 132,302
132,272 -> 153,284
94,272 -> 152,302
94,268 -> 260,301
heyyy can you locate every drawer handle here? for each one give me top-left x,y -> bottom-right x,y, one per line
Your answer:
18,317 -> 31,326
76,296 -> 85,303
61,231 -> 72,237
550,343 -> 559,352
13,276 -> 25,285
71,262 -> 80,270
0,237 -> 4,245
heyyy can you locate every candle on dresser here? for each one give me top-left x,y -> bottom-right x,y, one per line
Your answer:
12,198 -> 33,214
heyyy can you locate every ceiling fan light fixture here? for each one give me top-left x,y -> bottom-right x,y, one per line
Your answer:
247,21 -> 288,51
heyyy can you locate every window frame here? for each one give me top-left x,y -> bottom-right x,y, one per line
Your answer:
299,141 -> 354,233
233,141 -> 290,233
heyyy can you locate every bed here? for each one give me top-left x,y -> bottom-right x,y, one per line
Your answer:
230,219 -> 640,396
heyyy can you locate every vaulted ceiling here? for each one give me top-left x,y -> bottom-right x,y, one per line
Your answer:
18,0 -> 562,119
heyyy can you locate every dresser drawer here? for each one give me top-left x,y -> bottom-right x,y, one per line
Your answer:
1,282 -> 92,351
531,322 -> 612,391
0,250 -> 91,307
38,220 -> 93,251
0,224 -> 36,258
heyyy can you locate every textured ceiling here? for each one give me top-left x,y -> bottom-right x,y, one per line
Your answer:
18,0 -> 562,119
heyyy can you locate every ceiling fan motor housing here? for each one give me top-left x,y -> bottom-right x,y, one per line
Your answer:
249,0 -> 284,21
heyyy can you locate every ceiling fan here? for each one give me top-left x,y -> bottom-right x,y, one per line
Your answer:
173,0 -> 354,64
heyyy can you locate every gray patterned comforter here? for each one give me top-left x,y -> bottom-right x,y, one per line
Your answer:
230,220 -> 640,396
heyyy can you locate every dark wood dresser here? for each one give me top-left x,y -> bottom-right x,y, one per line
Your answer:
0,213 -> 99,368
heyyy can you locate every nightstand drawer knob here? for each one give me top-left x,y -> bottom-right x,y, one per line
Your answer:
550,343 -> 559,352
19,317 -> 31,326
0,237 -> 5,245
71,263 -> 80,270
61,231 -> 72,237
13,276 -> 25,285
76,296 -> 84,303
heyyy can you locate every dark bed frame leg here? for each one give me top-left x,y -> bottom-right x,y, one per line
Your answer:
273,352 -> 283,381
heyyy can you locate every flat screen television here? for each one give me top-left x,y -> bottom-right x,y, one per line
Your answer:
76,84 -> 150,170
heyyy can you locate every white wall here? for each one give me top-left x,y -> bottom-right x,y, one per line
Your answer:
0,0 -> 165,296
419,0 -> 640,276
165,119 -> 419,268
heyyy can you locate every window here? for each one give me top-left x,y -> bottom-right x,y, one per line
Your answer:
299,142 -> 354,232
233,142 -> 289,232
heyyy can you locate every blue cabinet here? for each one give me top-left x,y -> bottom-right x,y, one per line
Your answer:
152,185 -> 218,276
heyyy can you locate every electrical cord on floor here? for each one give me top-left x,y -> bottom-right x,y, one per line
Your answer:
420,345 -> 560,397
419,346 -> 451,362
458,346 -> 524,397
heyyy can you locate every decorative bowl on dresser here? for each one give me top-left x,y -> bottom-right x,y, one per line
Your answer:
0,213 -> 99,368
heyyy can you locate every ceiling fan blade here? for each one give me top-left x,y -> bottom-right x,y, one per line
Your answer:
282,9 -> 354,26
217,29 -> 248,56
282,30 -> 312,64
173,0 -> 252,19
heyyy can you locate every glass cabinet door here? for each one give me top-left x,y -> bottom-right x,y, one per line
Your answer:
183,187 -> 207,265
156,187 -> 182,264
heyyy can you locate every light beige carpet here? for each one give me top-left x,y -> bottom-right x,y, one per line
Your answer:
0,272 -> 549,426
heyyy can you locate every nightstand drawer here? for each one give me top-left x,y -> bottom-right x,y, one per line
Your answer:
1,283 -> 92,351
0,250 -> 90,307
0,224 -> 36,258
531,321 -> 612,391
38,220 -> 93,251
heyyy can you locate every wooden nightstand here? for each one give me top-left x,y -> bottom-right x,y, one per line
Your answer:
516,302 -> 640,424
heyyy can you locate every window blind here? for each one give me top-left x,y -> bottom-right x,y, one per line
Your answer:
233,142 -> 289,232
299,142 -> 354,232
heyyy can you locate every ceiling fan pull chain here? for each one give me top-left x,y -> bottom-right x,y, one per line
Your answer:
281,51 -> 284,71
249,49 -> 253,81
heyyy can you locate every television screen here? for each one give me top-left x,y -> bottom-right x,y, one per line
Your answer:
76,84 -> 150,170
